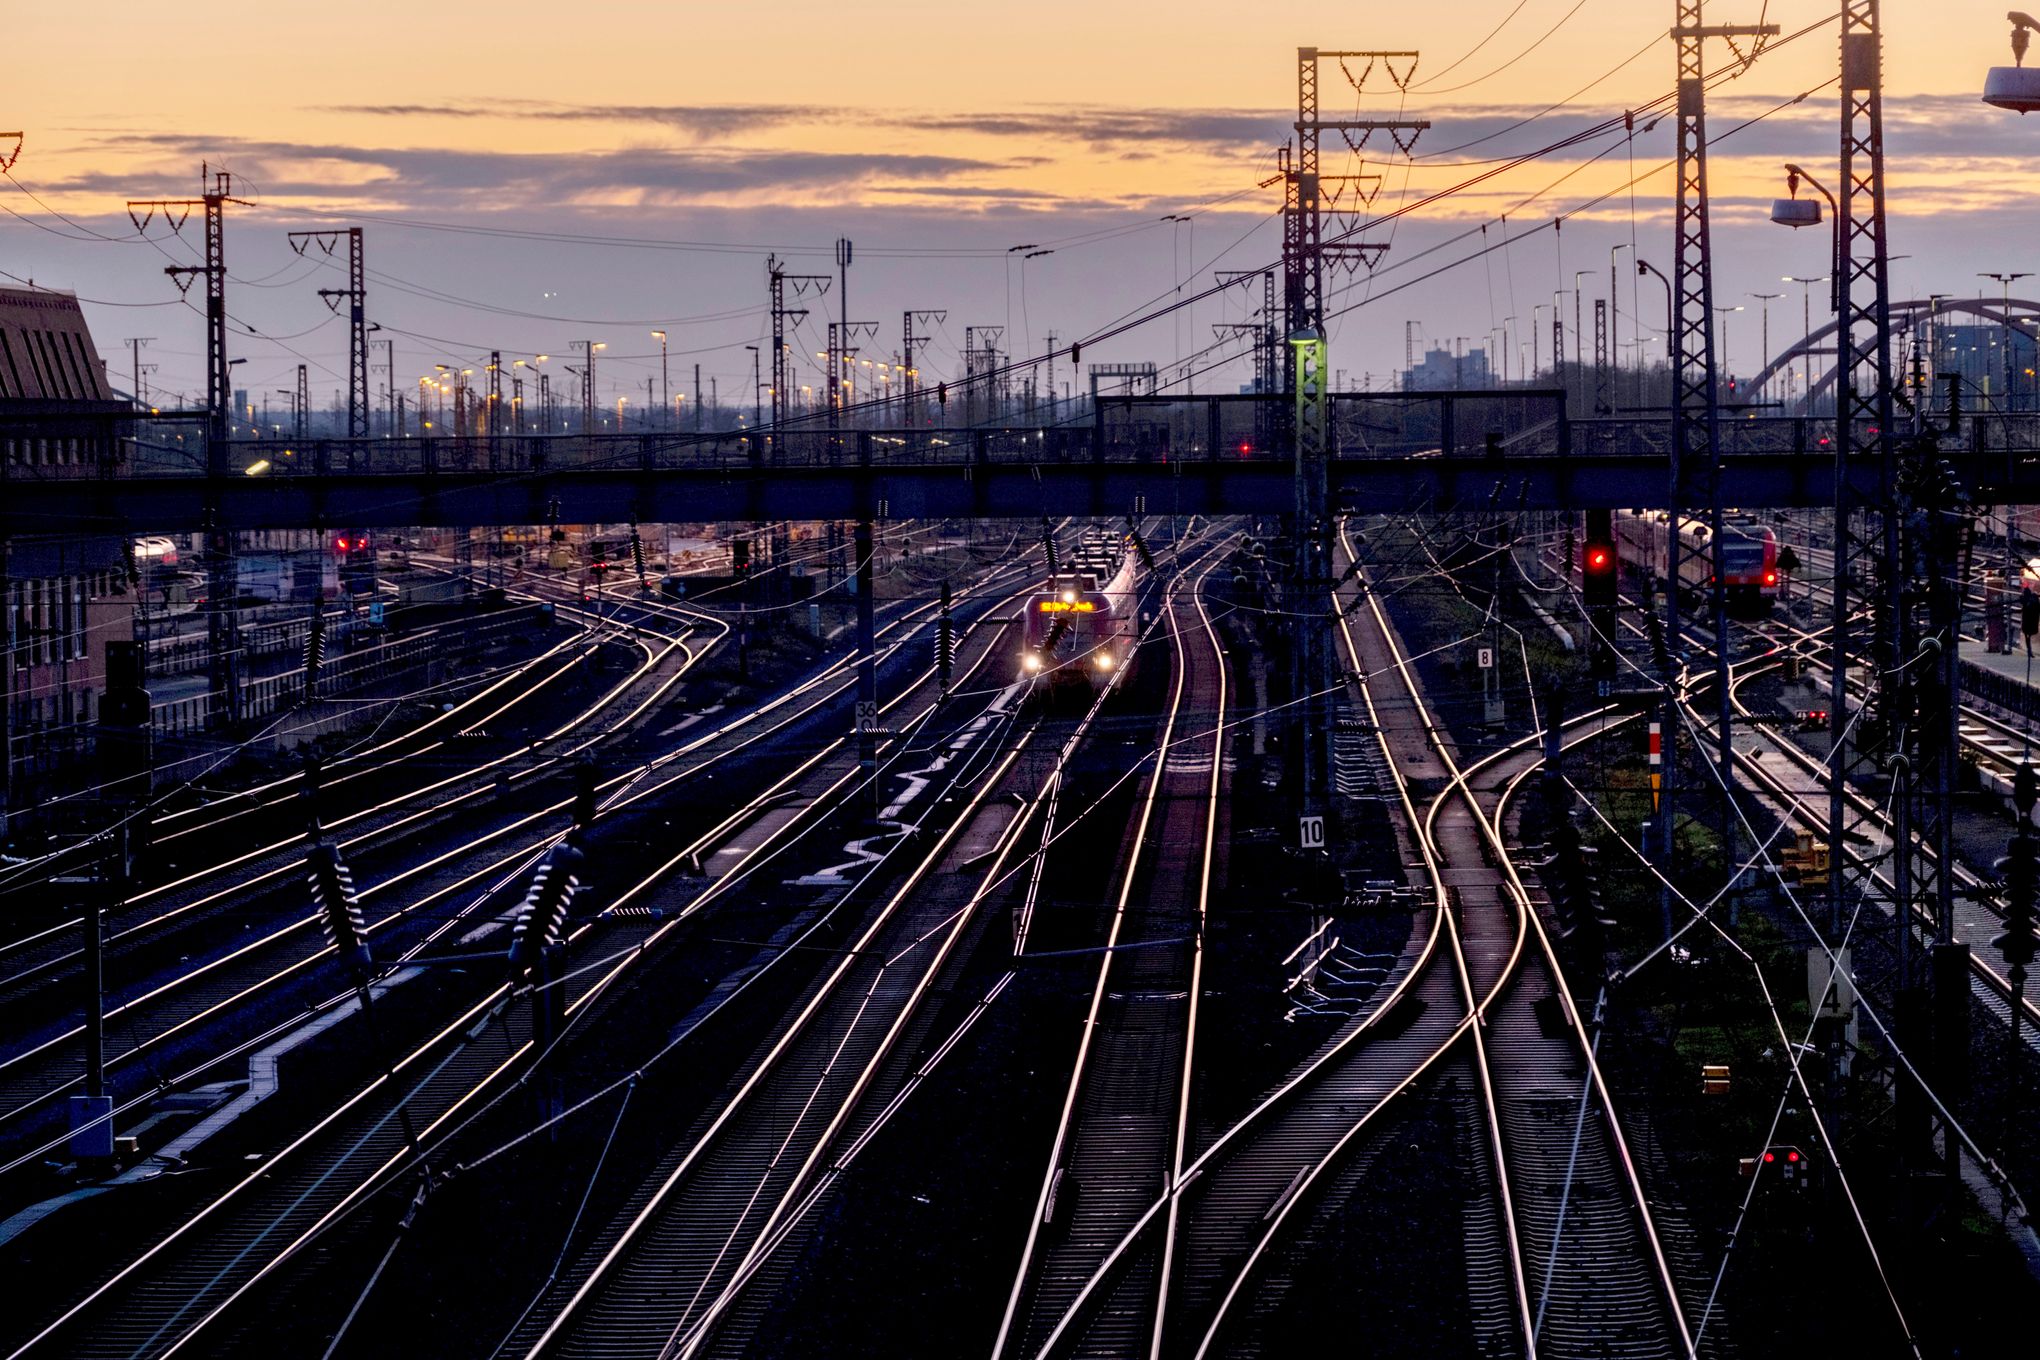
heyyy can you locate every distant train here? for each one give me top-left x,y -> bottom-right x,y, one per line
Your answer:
1022,528 -> 1140,693
1611,509 -> 1780,617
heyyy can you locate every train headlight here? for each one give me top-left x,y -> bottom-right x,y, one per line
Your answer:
1095,653 -> 1115,671
1061,590 -> 1076,604
1023,653 -> 1043,672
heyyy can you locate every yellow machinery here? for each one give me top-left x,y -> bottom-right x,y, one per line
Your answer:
1778,830 -> 1829,884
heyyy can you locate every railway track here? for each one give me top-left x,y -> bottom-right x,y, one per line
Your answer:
0,606 -> 713,1153
0,556 -> 1051,1164
994,547 -> 1231,1360
0,600 -> 655,909
507,532 -> 1199,1360
0,549 -> 1045,1360
1005,519 -> 1698,1359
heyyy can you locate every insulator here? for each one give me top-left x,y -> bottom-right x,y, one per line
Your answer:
1041,519 -> 1059,576
308,841 -> 371,974
1127,527 -> 1157,573
509,843 -> 584,977
630,525 -> 649,583
304,612 -> 326,687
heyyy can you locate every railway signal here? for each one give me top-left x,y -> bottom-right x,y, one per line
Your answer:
1582,515 -> 1617,609
1742,1145 -> 1809,1186
1583,508 -> 1617,682
1994,763 -> 2039,974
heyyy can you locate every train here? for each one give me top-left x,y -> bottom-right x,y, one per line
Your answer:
1612,509 -> 1780,618
1021,528 -> 1141,694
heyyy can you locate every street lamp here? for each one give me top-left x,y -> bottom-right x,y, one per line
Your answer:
1984,12 -> 2040,111
1749,292 -> 1783,404
1611,243 -> 1634,409
1772,165 -> 1841,314
1981,271 -> 2034,411
1712,304 -> 1744,395
651,330 -> 668,430
1783,275 -> 1829,413
744,345 -> 762,435
1571,269 -> 1594,371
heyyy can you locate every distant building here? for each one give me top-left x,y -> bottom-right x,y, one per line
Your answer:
1403,345 -> 1492,392
0,286 -> 134,816
0,286 -> 127,473
1934,322 -> 2040,411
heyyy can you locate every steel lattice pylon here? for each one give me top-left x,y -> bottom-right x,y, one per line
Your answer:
1826,0 -> 1974,1175
767,255 -> 829,460
132,168 -> 246,727
1594,298 -> 1612,415
1665,1 -> 1775,898
1828,0 -> 1902,943
1280,47 -> 1425,840
286,228 -> 370,439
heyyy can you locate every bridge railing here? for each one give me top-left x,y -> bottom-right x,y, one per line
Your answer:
20,395 -> 2038,488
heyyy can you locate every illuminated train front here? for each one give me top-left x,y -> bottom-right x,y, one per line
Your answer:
1021,531 -> 1139,693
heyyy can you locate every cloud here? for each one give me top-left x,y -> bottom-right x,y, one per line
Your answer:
55,134 -> 1007,207
318,96 -> 1290,151
318,100 -> 815,141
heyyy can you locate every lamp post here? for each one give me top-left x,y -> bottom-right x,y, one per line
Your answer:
1980,271 -> 2033,412
1637,257 -> 1676,420
1611,243 -> 1633,409
1749,292 -> 1783,405
1782,276 -> 1828,413
651,330 -> 668,430
745,345 -> 762,435
1713,304 -> 1745,399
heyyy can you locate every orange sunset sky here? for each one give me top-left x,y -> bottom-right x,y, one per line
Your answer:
3,0 -> 2033,406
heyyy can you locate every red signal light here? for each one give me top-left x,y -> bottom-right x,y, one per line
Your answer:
1585,546 -> 1611,572
1239,442 -> 1251,456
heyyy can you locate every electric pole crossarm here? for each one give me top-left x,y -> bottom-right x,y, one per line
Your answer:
1304,119 -> 1433,132
1668,22 -> 1780,37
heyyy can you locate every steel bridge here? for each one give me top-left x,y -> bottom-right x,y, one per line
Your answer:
6,390 -> 2039,532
